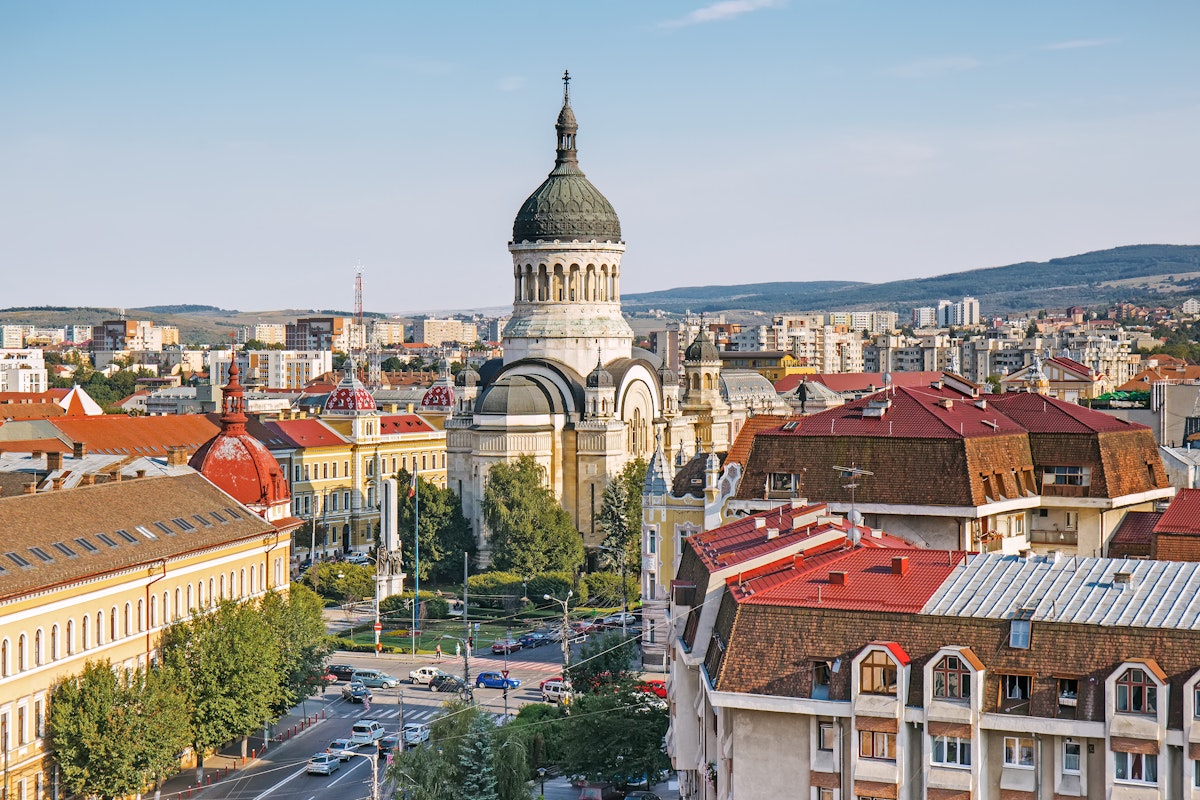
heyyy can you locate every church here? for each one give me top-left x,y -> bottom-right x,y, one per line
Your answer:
445,74 -> 787,558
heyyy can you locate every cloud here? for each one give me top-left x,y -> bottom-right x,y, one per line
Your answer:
1043,38 -> 1118,51
498,76 -> 524,93
659,0 -> 784,29
889,56 -> 980,79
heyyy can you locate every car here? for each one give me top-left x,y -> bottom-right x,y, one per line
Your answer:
430,674 -> 466,693
306,752 -> 340,775
401,722 -> 431,745
541,678 -> 573,704
350,719 -> 386,746
327,664 -> 356,682
378,735 -> 401,757
342,553 -> 372,566
326,738 -> 355,761
638,678 -> 666,699
538,626 -> 563,642
321,671 -> 339,685
578,783 -> 622,800
570,620 -> 600,635
351,669 -> 399,689
539,675 -> 567,690
341,682 -> 373,703
601,612 -> 637,628
518,631 -> 548,648
409,666 -> 446,685
622,793 -> 661,800
476,671 -> 520,690
490,638 -> 522,655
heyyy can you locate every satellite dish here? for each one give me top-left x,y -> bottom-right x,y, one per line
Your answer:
847,525 -> 862,547
850,509 -> 864,526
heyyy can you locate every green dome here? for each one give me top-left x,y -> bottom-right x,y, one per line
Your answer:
512,76 -> 621,243
685,327 -> 720,363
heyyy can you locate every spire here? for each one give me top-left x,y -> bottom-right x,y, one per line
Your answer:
220,356 -> 247,431
553,69 -> 580,174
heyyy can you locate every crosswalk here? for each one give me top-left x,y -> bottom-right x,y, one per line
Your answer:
469,656 -> 563,673
355,706 -> 505,725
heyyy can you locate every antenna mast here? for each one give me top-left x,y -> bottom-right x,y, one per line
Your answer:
833,464 -> 874,545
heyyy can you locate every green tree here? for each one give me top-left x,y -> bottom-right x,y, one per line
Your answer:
558,685 -> 669,787
396,469 -> 476,583
483,456 -> 584,575
160,600 -> 284,779
382,356 -> 407,372
985,374 -> 1003,394
48,661 -> 190,800
301,561 -> 375,603
259,585 -> 332,715
567,631 -> 638,690
459,714 -> 501,800
596,459 -> 646,607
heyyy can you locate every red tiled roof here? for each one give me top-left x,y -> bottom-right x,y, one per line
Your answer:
269,418 -> 347,447
1048,355 -> 1098,377
1155,489 -> 1200,536
1111,510 -> 1163,546
1119,365 -> 1200,391
987,392 -> 1144,434
732,548 -> 965,613
759,384 -> 1025,440
0,439 -> 72,454
774,372 -> 941,394
0,390 -> 69,403
727,415 -> 792,466
380,414 -> 435,435
50,414 -> 221,456
0,402 -> 65,420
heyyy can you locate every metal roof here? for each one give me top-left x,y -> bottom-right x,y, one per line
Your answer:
922,552 -> 1200,630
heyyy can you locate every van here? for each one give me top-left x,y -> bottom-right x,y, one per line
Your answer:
350,719 -> 385,746
351,669 -> 399,688
541,678 -> 573,704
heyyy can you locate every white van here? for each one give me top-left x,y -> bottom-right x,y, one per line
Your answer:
541,678 -> 573,704
350,719 -> 385,746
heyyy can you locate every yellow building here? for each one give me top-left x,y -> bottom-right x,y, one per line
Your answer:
717,350 -> 801,382
0,473 -> 293,799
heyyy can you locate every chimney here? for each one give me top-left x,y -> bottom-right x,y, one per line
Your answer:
792,554 -> 803,570
754,518 -> 766,529
829,571 -> 847,586
765,528 -> 779,540
1113,571 -> 1133,585
23,482 -> 37,494
1019,548 -> 1034,559
136,469 -> 147,479
406,403 -> 415,413
52,477 -> 65,491
891,555 -> 909,575
81,474 -> 95,486
47,451 -> 63,471
166,447 -> 189,467
111,471 -> 123,483
32,450 -> 42,459
73,442 -> 86,459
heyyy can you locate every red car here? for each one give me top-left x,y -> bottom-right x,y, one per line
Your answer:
638,678 -> 667,698
491,638 -> 522,655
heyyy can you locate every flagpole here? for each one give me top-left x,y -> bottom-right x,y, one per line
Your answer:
411,467 -> 419,658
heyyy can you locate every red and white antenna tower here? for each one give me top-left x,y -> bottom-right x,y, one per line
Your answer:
354,266 -> 364,332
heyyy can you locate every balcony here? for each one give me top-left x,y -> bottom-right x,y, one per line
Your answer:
1030,528 -> 1078,546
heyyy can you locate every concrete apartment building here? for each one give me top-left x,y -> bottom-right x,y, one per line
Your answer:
209,349 -> 334,390
0,351 -> 47,393
93,319 -> 178,351
237,323 -> 287,345
285,316 -> 364,352
420,317 -> 478,347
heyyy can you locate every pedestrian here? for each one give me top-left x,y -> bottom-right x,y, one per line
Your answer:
455,641 -> 461,660
435,644 -> 442,661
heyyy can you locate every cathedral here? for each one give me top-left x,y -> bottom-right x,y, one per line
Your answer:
446,74 -> 787,558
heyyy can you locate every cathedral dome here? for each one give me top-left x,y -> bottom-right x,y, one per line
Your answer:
190,361 -> 290,512
586,357 -> 614,388
684,327 -> 720,363
421,357 -> 455,409
455,364 -> 480,387
512,72 -> 621,244
325,361 -> 377,415
477,375 -> 554,416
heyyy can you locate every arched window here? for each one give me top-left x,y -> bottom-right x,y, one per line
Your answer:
860,651 -> 897,695
1,639 -> 8,677
275,558 -> 282,587
422,454 -> 428,470
95,612 -> 104,645
50,625 -> 59,661
240,568 -> 246,597
209,578 -> 215,606
249,565 -> 255,594
163,591 -> 169,621
187,584 -> 194,613
18,634 -> 27,671
34,629 -> 42,667
175,588 -> 181,620
138,599 -> 145,631
110,607 -> 117,642
1116,668 -> 1158,714
322,463 -> 328,479
933,655 -> 972,699
66,620 -> 74,655
149,596 -> 158,628
219,574 -> 225,599
124,603 -> 132,637
81,615 -> 89,650
332,462 -> 338,478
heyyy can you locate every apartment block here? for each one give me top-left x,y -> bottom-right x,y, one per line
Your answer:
420,318 -> 478,347
285,316 -> 364,352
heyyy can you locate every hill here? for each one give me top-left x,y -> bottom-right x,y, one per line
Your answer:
622,244 -> 1200,315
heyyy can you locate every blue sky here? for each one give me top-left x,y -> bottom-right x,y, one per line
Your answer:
2,1 -> 1198,313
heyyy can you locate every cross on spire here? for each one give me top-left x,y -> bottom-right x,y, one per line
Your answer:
562,69 -> 571,104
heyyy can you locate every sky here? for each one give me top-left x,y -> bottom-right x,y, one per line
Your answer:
2,1 -> 1198,314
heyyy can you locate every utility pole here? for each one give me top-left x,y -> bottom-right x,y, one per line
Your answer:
544,590 -> 574,672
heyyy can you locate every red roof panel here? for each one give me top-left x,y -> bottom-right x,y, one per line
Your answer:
988,392 -> 1143,434
269,418 -> 347,447
51,415 -> 221,456
774,372 -> 941,395
1154,489 -> 1200,536
380,414 -> 436,434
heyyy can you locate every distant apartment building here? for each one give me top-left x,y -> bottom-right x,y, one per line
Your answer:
937,296 -> 982,327
63,324 -> 93,344
912,306 -> 938,328
1184,298 -> 1200,316
209,350 -> 333,390
0,350 -> 48,392
285,316 -> 364,352
828,310 -> 898,334
0,326 -> 31,349
420,318 -> 478,347
237,323 -> 287,345
485,316 -> 509,342
371,320 -> 408,346
94,319 -> 170,352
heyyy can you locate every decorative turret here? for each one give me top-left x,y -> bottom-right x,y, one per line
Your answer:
454,363 -> 480,414
421,356 -> 456,412
585,354 -> 616,419
682,325 -> 725,409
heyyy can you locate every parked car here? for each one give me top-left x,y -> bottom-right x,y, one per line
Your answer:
341,682 -> 373,703
321,671 -> 339,685
541,678 -> 573,704
326,738 -> 355,761
350,719 -> 386,746
539,626 -> 563,642
351,669 -> 399,688
638,678 -> 666,698
518,631 -> 548,648
600,612 -> 637,628
578,783 -> 622,800
622,792 -> 661,800
327,664 -> 357,682
430,674 -> 466,693
306,752 -> 341,775
401,722 -> 431,745
490,638 -> 522,655
476,671 -> 521,690
377,735 -> 401,757
342,553 -> 372,566
409,666 -> 445,685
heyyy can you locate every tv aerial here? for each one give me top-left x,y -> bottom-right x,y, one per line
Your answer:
833,464 -> 873,545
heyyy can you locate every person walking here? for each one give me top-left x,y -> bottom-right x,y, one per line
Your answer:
455,641 -> 461,660
435,644 -> 442,662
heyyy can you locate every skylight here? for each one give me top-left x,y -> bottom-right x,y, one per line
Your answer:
29,546 -> 53,563
135,526 -> 158,540
52,542 -> 78,558
75,537 -> 99,553
171,517 -> 196,531
193,514 -> 213,528
96,533 -> 118,547
114,529 -> 138,544
154,521 -> 175,536
7,552 -> 32,568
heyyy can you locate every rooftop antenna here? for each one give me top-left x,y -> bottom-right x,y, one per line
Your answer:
833,464 -> 873,546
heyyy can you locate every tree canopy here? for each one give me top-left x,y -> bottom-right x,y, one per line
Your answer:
482,455 -> 584,576
395,468 -> 476,583
597,458 -> 646,572
259,585 -> 332,715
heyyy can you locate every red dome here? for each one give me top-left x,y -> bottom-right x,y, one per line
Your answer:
421,383 -> 454,409
325,363 -> 377,415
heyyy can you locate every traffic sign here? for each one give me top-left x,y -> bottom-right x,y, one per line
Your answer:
374,622 -> 382,632
501,669 -> 509,678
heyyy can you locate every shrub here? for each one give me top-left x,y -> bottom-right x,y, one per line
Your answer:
466,571 -> 524,608
380,590 -> 450,619
584,571 -> 639,607
527,572 -> 577,607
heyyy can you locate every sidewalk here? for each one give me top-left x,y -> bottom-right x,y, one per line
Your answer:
152,697 -> 335,800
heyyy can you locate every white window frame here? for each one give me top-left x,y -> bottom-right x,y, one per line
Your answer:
1063,741 -> 1081,774
1009,619 -> 1031,649
1003,736 -> 1035,769
817,722 -> 836,752
931,735 -> 972,768
1114,751 -> 1157,785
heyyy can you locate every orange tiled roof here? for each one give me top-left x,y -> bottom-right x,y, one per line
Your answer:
0,402 -> 65,420
50,414 -> 221,456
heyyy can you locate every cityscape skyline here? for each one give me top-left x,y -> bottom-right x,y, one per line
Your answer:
3,1 -> 1198,311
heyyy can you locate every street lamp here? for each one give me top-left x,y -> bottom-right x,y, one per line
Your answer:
344,750 -> 379,800
543,590 -> 573,670
537,766 -> 547,797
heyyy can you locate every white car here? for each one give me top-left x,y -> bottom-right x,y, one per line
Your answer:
326,738 -> 355,761
350,719 -> 386,746
409,666 -> 445,685
402,722 -> 431,745
307,752 -> 340,775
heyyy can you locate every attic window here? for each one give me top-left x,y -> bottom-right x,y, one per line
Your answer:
154,522 -> 175,536
7,552 -> 32,568
172,517 -> 196,531
114,529 -> 138,544
781,420 -> 799,431
210,511 -> 228,523
1043,466 -> 1090,486
768,473 -> 795,493
135,526 -> 158,541
96,533 -> 119,547
193,515 -> 213,528
74,538 -> 99,553
29,547 -> 53,563
52,542 -> 78,558
1010,619 -> 1032,649
224,507 -> 242,519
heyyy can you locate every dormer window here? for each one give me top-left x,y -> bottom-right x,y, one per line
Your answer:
1116,668 -> 1157,714
932,655 -> 972,700
768,473 -> 794,493
861,651 -> 897,695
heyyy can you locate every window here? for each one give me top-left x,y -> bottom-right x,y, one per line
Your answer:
817,789 -> 835,800
860,651 -> 897,695
330,493 -> 338,512
859,730 -> 896,761
1114,752 -> 1157,784
1116,668 -> 1157,714
1003,736 -> 1034,768
52,542 -> 77,558
115,529 -> 137,544
154,522 -> 174,536
29,547 -> 52,563
1194,686 -> 1200,718
1194,759 -> 1200,789
1063,741 -> 1081,774
932,736 -> 972,767
74,537 -> 99,553
1001,674 -> 1031,713
818,722 -> 835,751
96,533 -> 118,547
768,472 -> 794,492
648,531 -> 657,555
1043,465 -> 1090,486
933,655 -> 972,699
1009,619 -> 1031,649
813,661 -> 832,700
1058,677 -> 1079,719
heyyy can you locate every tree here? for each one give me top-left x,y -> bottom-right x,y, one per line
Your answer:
259,585 -> 332,715
459,714 -> 500,800
301,561 -> 375,603
48,661 -> 189,800
567,631 -> 637,690
396,469 -> 476,583
483,456 -> 584,576
558,685 -> 669,787
160,600 -> 284,779
596,459 -> 646,608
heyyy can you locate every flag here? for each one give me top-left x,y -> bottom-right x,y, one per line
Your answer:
408,468 -> 417,498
